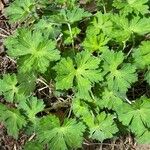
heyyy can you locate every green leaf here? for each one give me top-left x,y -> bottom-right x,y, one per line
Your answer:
17,73 -> 37,96
0,73 -> 36,101
129,16 -> 150,35
137,130 -> 150,144
63,26 -> 80,44
55,0 -> 77,8
110,14 -> 131,43
102,49 -> 137,93
0,103 -> 26,139
34,18 -> 61,39
82,33 -> 109,52
72,98 -> 92,118
5,28 -> 60,73
50,7 -> 91,24
133,41 -> 150,69
54,57 -> 76,90
87,12 -> 113,35
97,88 -> 123,110
37,115 -> 86,150
113,0 -> 149,15
19,97 -> 45,123
116,97 -> 150,136
5,0 -> 36,23
84,112 -> 118,141
0,74 -> 18,102
54,51 -> 102,99
62,6 -> 91,23
145,69 -> 150,85
24,141 -> 44,150
110,15 -> 150,43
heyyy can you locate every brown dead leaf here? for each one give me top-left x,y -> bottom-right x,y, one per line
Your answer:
136,144 -> 150,150
0,0 -> 4,12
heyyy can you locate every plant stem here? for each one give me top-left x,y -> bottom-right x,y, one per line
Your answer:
67,23 -> 74,49
102,0 -> 106,13
126,34 -> 135,57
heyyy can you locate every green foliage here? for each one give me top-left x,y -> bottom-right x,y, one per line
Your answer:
102,49 -> 138,93
24,141 -> 43,150
0,103 -> 26,139
72,99 -> 118,141
113,0 -> 149,15
19,97 -> 45,123
34,18 -> 61,39
5,0 -> 36,23
145,69 -> 150,85
1,0 -> 150,148
5,28 -> 60,73
85,112 -> 118,141
87,12 -> 113,35
0,74 -> 18,102
133,41 -> 150,69
72,98 -> 92,118
133,41 -> 150,86
117,97 -> 150,136
55,0 -> 77,8
82,33 -> 109,52
137,130 -> 150,144
128,16 -> 150,35
50,7 -> 91,24
97,88 -> 123,110
63,26 -> 81,44
110,15 -> 150,43
17,73 -> 36,95
37,115 -> 86,150
54,51 -> 102,99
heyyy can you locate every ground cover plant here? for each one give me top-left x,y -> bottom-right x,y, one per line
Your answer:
0,0 -> 150,149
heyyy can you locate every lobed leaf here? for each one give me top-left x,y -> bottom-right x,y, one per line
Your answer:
113,0 -> 149,15
97,88 -> 123,110
54,51 -> 102,99
84,112 -> 118,142
5,28 -> 60,74
102,49 -> 138,93
0,104 -> 26,139
82,33 -> 109,52
37,115 -> 86,150
50,7 -> 91,24
19,97 -> 45,123
0,74 -> 18,102
133,41 -> 150,69
5,0 -> 36,23
116,97 -> 150,136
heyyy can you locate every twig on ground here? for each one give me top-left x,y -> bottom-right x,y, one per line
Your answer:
0,27 -> 10,35
28,133 -> 36,141
5,55 -> 16,63
0,32 -> 8,37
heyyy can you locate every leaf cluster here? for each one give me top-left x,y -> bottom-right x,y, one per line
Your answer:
0,0 -> 150,149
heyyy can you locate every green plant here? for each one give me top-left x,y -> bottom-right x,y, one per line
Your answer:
0,0 -> 150,149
